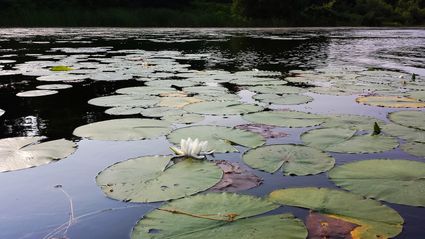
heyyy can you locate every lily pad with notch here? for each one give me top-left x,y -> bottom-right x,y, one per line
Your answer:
132,193 -> 307,239
184,101 -> 263,116
96,156 -> 223,203
301,128 -> 398,154
243,111 -> 326,128
329,159 -> 425,207
243,144 -> 335,176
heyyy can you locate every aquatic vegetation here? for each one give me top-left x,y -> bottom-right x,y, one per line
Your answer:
132,193 -> 307,239
50,66 -> 74,71
243,144 -> 335,176
0,137 -> 77,172
243,111 -> 326,128
301,128 -> 398,154
96,156 -> 222,203
270,188 -> 404,239
329,159 -> 425,207
73,119 -> 171,141
16,89 -> 58,97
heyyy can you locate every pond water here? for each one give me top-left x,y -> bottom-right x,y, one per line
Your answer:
0,28 -> 424,239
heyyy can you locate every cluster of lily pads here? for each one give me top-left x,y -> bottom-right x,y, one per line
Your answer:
2,48 -> 425,238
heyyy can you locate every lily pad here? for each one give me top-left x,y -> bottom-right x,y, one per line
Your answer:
329,159 -> 425,207
302,128 -> 398,153
269,187 -> 404,239
159,96 -> 203,109
401,142 -> 425,157
409,91 -> 425,102
210,160 -> 262,192
235,124 -> 288,139
139,107 -> 186,117
167,126 -> 265,153
356,96 -> 425,108
162,114 -> 204,124
0,137 -> 77,172
132,193 -> 307,239
36,84 -> 73,90
184,101 -> 263,115
253,93 -> 313,105
382,123 -> 425,143
50,65 -> 73,71
146,79 -> 198,88
243,111 -> 326,128
389,111 -> 425,130
243,144 -> 334,176
73,118 -> 171,141
116,86 -> 176,96
90,72 -> 133,81
16,90 -> 58,97
322,114 -> 386,131
88,95 -> 159,108
104,107 -> 143,116
96,156 -> 222,203
248,85 -> 305,94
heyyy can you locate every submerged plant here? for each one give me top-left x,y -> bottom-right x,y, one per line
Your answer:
170,137 -> 214,159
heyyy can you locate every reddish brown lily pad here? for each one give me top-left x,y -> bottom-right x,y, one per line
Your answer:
209,160 -> 262,192
306,212 -> 359,239
235,124 -> 289,139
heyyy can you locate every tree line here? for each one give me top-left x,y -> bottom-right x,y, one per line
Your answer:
0,0 -> 423,26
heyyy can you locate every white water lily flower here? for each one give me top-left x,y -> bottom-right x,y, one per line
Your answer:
170,137 -> 214,159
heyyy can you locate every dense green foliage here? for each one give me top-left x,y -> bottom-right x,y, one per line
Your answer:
0,0 -> 423,26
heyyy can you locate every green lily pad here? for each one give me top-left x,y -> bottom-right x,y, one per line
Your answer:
329,159 -> 425,207
409,91 -> 425,102
158,96 -> 203,109
0,137 -> 77,172
184,101 -> 263,115
90,72 -> 133,81
322,115 -> 386,131
36,84 -> 72,90
401,142 -> 425,157
73,118 -> 171,141
243,111 -> 326,128
301,128 -> 398,153
96,156 -> 222,203
243,144 -> 334,176
104,107 -> 143,116
116,86 -> 176,96
389,111 -> 425,130
356,96 -> 425,108
132,193 -> 307,239
16,90 -> 58,97
382,123 -> 425,143
248,85 -> 305,94
139,107 -> 187,117
50,65 -> 73,71
269,187 -> 404,239
162,114 -> 204,124
253,93 -> 313,105
167,126 -> 265,153
88,95 -> 159,108
145,79 -> 198,88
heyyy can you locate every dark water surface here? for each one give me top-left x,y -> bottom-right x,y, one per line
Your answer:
0,28 -> 424,239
